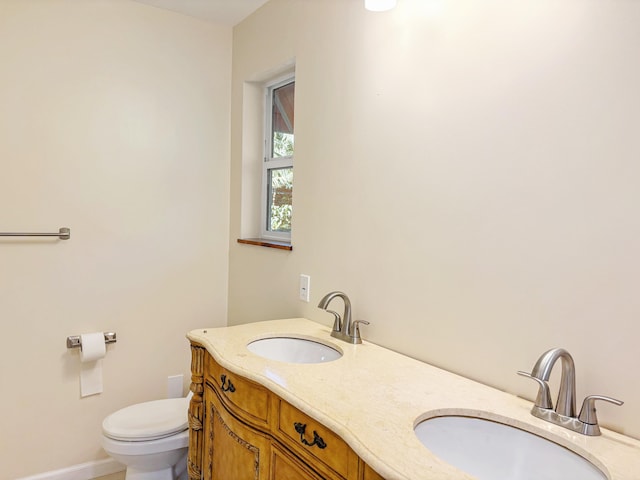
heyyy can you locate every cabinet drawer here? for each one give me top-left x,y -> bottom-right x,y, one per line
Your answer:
207,358 -> 271,428
271,445 -> 325,480
277,399 -> 357,479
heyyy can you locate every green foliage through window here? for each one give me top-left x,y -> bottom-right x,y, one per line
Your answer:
273,132 -> 294,158
269,167 -> 293,232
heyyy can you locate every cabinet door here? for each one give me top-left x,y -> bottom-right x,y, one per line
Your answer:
270,445 -> 325,480
204,384 -> 272,480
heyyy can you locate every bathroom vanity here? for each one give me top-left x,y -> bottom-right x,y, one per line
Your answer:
186,345 -> 383,479
187,318 -> 640,480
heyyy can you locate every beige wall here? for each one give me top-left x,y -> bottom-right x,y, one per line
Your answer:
0,1 -> 231,478
228,0 -> 640,439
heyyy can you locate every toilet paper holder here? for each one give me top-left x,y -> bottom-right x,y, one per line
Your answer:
67,332 -> 117,349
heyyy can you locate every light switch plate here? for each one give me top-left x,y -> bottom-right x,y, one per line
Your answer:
299,274 -> 311,302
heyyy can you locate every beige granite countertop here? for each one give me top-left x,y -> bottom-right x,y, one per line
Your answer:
187,318 -> 640,480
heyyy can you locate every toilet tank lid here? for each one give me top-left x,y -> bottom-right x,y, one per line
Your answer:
102,397 -> 189,441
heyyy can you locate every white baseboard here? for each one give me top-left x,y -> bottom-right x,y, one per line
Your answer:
16,458 -> 125,480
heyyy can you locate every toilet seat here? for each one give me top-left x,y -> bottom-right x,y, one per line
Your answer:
102,398 -> 189,441
101,428 -> 189,456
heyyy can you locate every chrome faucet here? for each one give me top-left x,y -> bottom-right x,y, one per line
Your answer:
518,348 -> 623,436
317,291 -> 369,344
530,348 -> 576,417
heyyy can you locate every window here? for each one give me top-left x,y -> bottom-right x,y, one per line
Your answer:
262,76 -> 294,241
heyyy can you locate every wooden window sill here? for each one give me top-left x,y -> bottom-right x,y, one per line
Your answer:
237,238 -> 293,251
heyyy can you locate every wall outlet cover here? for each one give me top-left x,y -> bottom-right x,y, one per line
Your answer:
299,274 -> 311,302
167,374 -> 184,398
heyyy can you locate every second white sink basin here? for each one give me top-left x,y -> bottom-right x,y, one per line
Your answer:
414,415 -> 606,480
246,336 -> 342,364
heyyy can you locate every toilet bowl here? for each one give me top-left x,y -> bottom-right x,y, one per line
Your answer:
101,395 -> 191,480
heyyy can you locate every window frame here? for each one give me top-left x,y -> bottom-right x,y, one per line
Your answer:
260,74 -> 295,241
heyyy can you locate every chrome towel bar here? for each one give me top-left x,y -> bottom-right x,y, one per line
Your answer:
0,227 -> 70,240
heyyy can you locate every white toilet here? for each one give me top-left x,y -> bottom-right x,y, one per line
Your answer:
101,393 -> 192,480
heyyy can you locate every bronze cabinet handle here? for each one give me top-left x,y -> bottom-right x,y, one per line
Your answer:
293,422 -> 327,449
220,374 -> 236,393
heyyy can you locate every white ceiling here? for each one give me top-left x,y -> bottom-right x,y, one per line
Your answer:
133,0 -> 270,26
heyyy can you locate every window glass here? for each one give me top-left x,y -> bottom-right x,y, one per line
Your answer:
263,77 -> 294,239
271,82 -> 295,158
267,166 -> 293,233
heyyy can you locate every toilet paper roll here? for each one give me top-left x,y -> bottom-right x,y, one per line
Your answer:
80,332 -> 106,362
80,332 -> 106,397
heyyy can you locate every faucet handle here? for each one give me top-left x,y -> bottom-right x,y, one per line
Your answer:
578,395 -> 624,425
350,320 -> 370,344
325,309 -> 342,333
517,371 -> 553,409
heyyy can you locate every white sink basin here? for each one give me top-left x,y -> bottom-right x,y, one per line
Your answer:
246,337 -> 342,364
414,416 -> 606,480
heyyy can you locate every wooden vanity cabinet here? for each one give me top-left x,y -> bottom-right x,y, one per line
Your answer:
363,463 -> 385,480
188,344 -> 385,480
271,445 -> 327,480
203,383 -> 272,480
